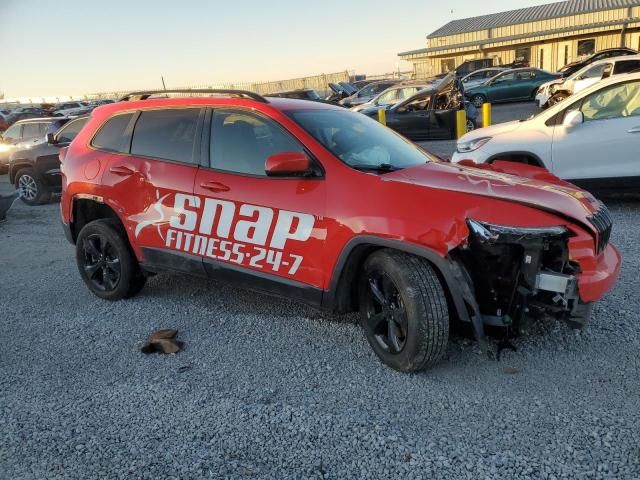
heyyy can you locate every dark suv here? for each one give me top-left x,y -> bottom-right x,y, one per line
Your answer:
9,117 -> 88,205
0,118 -> 65,173
59,89 -> 619,372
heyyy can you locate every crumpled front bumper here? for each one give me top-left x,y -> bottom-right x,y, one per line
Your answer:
535,92 -> 550,108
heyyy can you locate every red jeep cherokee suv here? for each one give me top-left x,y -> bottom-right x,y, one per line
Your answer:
60,89 -> 620,372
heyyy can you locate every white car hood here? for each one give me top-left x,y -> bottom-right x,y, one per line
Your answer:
460,120 -> 523,142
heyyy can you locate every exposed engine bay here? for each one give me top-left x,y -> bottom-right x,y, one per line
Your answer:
452,220 -> 594,344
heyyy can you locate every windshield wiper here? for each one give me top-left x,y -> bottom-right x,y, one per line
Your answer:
350,163 -> 400,173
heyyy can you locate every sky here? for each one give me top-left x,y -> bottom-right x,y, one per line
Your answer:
1,0 -> 558,99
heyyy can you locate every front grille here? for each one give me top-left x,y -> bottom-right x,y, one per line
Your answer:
587,204 -> 612,254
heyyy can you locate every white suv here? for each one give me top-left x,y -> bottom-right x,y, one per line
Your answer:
536,55 -> 640,108
452,73 -> 640,192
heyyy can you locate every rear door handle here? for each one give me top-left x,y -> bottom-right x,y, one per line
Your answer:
628,126 -> 640,134
200,181 -> 230,193
109,165 -> 136,176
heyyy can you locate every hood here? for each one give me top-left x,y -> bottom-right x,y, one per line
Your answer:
540,78 -> 564,90
458,120 -> 522,142
384,161 -> 600,231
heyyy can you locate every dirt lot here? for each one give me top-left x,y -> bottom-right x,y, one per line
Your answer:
1,103 -> 639,479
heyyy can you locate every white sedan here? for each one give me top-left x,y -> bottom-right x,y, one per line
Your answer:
451,73 -> 640,192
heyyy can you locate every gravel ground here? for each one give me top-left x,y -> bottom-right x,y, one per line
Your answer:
1,101 -> 639,479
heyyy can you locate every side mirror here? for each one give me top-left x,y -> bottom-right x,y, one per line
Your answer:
265,151 -> 313,177
46,133 -> 58,145
563,110 -> 584,129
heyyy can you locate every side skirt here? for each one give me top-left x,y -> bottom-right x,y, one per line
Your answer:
141,247 -> 324,308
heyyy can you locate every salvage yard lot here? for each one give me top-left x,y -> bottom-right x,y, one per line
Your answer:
1,102 -> 639,479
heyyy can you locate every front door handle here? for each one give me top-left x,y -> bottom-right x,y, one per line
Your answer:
628,126 -> 640,134
200,181 -> 230,193
109,165 -> 135,176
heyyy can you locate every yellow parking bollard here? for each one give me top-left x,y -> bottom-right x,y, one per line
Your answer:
482,103 -> 492,128
377,108 -> 386,126
456,109 -> 467,139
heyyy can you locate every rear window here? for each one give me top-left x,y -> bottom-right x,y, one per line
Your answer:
91,113 -> 134,153
614,60 -> 640,75
131,109 -> 200,163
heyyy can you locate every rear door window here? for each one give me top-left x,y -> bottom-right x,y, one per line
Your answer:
131,109 -> 200,163
92,113 -> 135,153
22,123 -> 42,138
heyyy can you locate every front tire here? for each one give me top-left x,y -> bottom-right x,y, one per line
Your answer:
548,92 -> 568,106
15,167 -> 49,206
76,219 -> 146,300
466,118 -> 476,132
359,250 -> 449,372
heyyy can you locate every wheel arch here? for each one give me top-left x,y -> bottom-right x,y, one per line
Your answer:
69,197 -> 124,244
486,151 -> 545,168
322,235 -> 471,324
9,159 -> 34,184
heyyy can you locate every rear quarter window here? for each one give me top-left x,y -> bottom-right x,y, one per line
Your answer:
91,113 -> 134,153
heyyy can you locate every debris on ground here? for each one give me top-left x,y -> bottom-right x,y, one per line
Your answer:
140,329 -> 184,354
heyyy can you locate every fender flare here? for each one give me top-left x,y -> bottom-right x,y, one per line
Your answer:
8,159 -> 35,185
322,235 -> 471,324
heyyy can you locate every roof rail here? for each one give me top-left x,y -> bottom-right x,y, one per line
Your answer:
118,89 -> 269,103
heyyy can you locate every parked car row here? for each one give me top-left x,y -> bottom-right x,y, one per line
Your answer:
536,54 -> 640,108
0,99 -> 114,132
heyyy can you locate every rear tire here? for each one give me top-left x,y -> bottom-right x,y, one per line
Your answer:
471,94 -> 486,108
359,249 -> 449,372
76,219 -> 146,300
15,167 -> 49,206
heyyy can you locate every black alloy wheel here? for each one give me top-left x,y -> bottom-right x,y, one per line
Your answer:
81,233 -> 122,292
362,272 -> 408,354
76,219 -> 146,300
359,249 -> 449,372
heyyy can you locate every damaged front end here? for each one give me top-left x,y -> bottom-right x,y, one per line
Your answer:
453,219 -> 592,337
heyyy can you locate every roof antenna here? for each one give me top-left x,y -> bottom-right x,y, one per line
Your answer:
161,76 -> 167,91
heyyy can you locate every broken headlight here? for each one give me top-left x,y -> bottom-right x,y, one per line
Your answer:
467,219 -> 568,242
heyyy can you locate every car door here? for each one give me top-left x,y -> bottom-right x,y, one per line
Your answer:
387,93 -> 432,141
192,108 -> 327,297
99,108 -> 205,274
486,72 -> 516,102
551,79 -> 640,190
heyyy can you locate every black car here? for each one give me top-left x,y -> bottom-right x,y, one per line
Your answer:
9,116 -> 88,205
326,82 -> 358,103
362,73 -> 478,141
454,58 -> 495,77
558,48 -> 638,77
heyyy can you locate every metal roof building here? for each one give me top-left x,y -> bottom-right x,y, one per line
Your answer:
399,0 -> 640,76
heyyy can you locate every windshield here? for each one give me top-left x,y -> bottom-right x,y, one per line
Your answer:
286,109 -> 433,172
